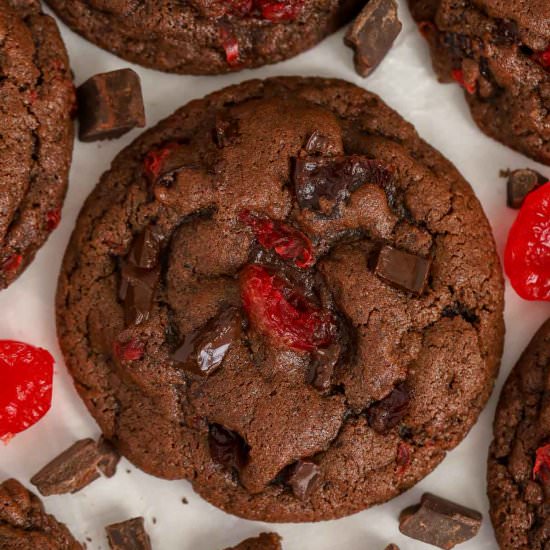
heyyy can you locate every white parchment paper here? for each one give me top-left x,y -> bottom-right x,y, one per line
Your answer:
1,1 -> 549,548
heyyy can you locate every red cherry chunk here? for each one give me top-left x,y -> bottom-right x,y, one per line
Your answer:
451,68 -> 475,94
535,45 -> 550,69
504,182 -> 550,301
113,339 -> 144,362
0,340 -> 54,440
239,211 -> 314,268
240,264 -> 335,351
46,209 -> 61,231
219,28 -> 241,66
256,0 -> 303,21
143,142 -> 179,181
2,254 -> 22,273
534,443 -> 550,482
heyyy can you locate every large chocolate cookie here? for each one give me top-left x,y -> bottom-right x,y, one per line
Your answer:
44,0 -> 363,75
57,77 -> 504,522
408,0 -> 550,165
0,478 -> 83,549
0,0 -> 74,290
488,319 -> 550,549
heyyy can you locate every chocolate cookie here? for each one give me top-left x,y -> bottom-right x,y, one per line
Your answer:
44,0 -> 363,75
488,319 -> 550,549
408,0 -> 550,165
225,533 -> 282,550
0,478 -> 83,549
0,0 -> 74,290
56,77 -> 504,522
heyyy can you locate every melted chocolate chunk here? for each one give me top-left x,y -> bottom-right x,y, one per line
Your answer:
344,0 -> 402,77
374,245 -> 431,296
31,437 -> 120,496
213,115 -> 240,148
494,19 -> 519,46
209,424 -> 249,471
366,382 -> 410,434
77,69 -> 145,142
399,493 -> 482,549
304,130 -> 331,155
172,308 -> 241,376
120,227 -> 163,326
505,168 -> 547,209
293,155 -> 393,212
308,343 -> 341,392
106,517 -> 151,550
286,460 -> 321,500
443,32 -> 473,62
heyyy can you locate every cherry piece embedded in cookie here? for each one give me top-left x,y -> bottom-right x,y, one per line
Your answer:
504,182 -> 550,301
143,142 -> 180,182
219,27 -> 240,66
533,444 -> 550,482
257,0 -> 303,21
239,211 -> 314,268
0,340 -> 54,440
240,264 -> 335,352
46,209 -> 61,231
2,254 -> 23,273
366,382 -> 410,434
113,338 -> 144,362
172,308 -> 241,376
209,424 -> 249,471
535,45 -> 550,69
451,68 -> 475,94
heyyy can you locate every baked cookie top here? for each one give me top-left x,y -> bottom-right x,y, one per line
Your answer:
0,478 -> 83,549
408,0 -> 550,165
0,0 -> 74,290
57,77 -> 504,522
488,319 -> 550,550
44,0 -> 363,74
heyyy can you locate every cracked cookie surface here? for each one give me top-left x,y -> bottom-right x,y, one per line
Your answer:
488,319 -> 550,550
44,0 -> 363,75
0,478 -> 83,549
0,0 -> 74,290
408,0 -> 550,165
56,77 -> 504,522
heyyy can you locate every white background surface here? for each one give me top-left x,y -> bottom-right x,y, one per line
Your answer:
1,1 -> 549,548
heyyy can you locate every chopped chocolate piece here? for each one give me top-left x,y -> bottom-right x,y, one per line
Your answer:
214,115 -> 240,148
374,245 -> 431,296
304,130 -> 330,155
344,0 -> 402,77
399,493 -> 482,549
172,308 -> 241,376
77,68 -> 145,142
106,517 -> 151,550
287,460 -> 321,500
127,227 -> 162,269
367,382 -> 410,434
505,168 -> 547,209
308,343 -> 341,391
31,437 -> 120,496
209,424 -> 249,471
494,19 -> 519,46
120,263 -> 161,326
293,155 -> 392,212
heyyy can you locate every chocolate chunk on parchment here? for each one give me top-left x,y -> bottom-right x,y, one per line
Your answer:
106,517 -> 151,550
293,155 -> 392,213
286,460 -> 321,500
367,382 -> 410,434
504,168 -> 547,209
344,0 -> 402,77
31,437 -> 120,496
172,308 -> 241,376
399,493 -> 482,549
374,245 -> 431,295
77,68 -> 145,142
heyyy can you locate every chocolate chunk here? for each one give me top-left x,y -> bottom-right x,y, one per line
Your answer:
399,493 -> 482,549
374,245 -> 431,296
304,130 -> 330,155
344,0 -> 402,77
367,382 -> 410,434
293,155 -> 393,212
106,517 -> 151,550
208,424 -> 249,471
308,343 -> 341,392
213,115 -> 240,148
77,68 -> 145,142
495,19 -> 519,45
31,437 -> 120,496
505,168 -> 547,209
443,32 -> 473,60
172,308 -> 240,376
385,545 -> 400,550
287,460 -> 321,500
119,227 -> 163,326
